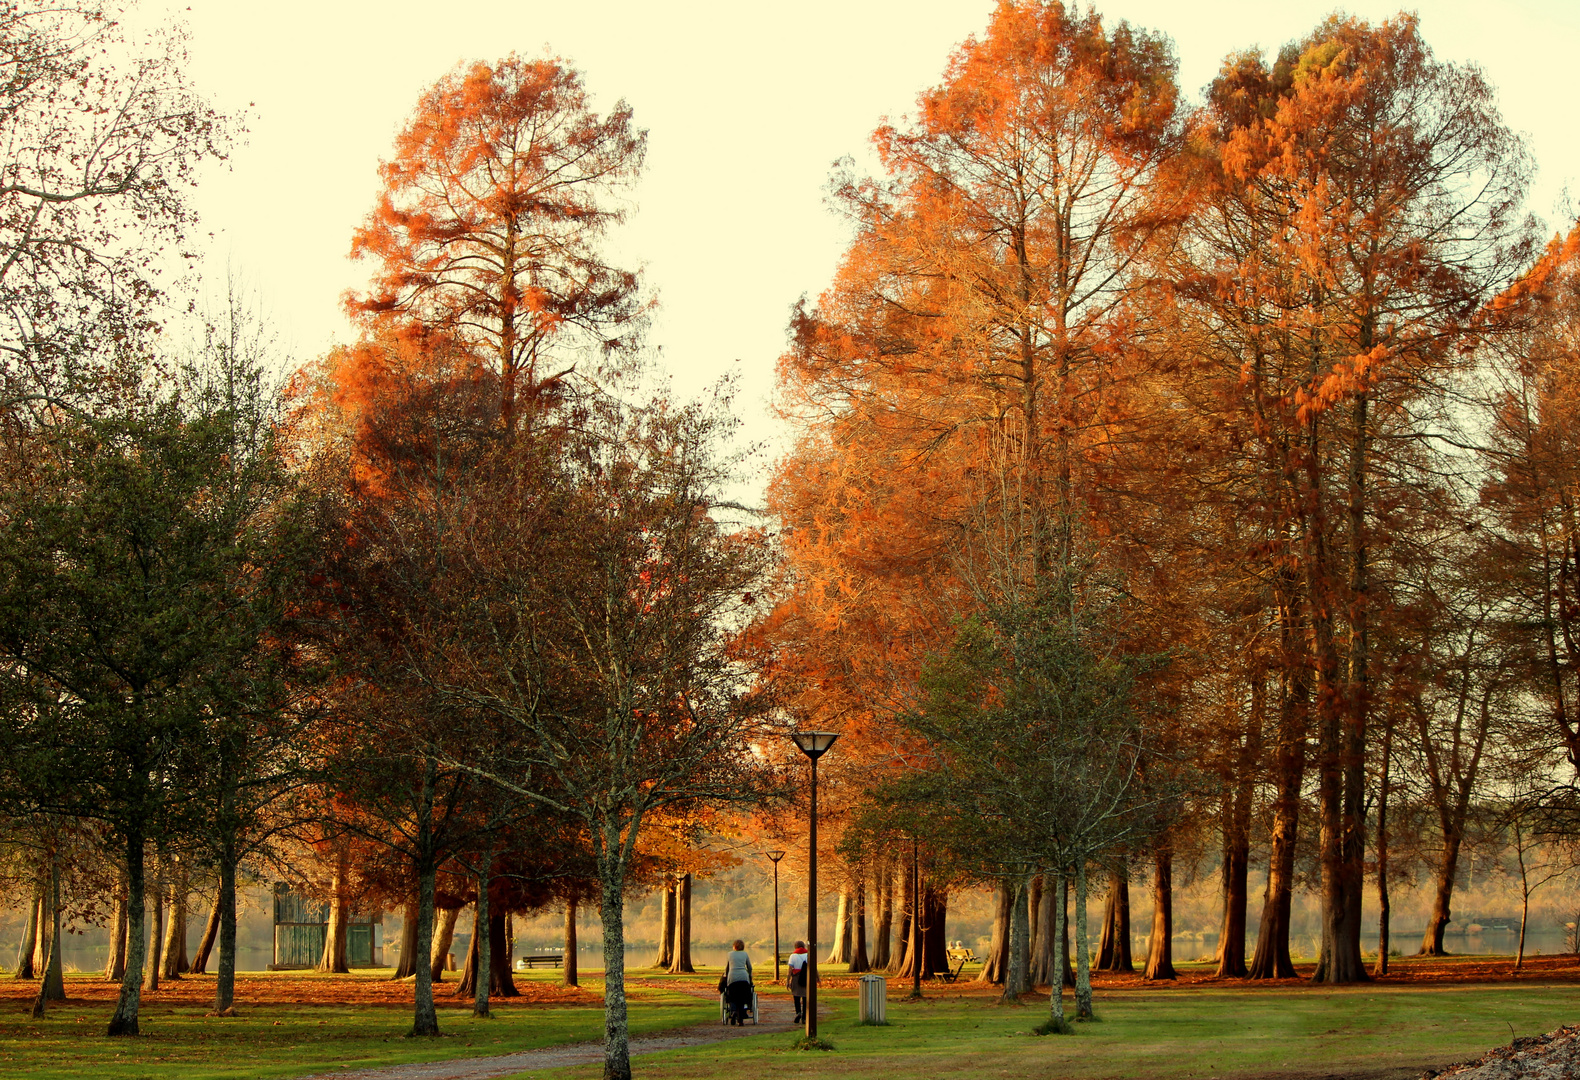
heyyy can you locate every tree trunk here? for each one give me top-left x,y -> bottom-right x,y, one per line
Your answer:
563,897 -> 579,987
849,878 -> 870,972
1249,667 -> 1305,980
980,882 -> 1012,984
409,759 -> 440,1037
13,884 -> 39,980
214,852 -> 238,1014
1061,875 -> 1075,989
871,867 -> 893,971
1049,869 -> 1068,1027
597,818 -> 633,1080
489,910 -> 517,996
1097,866 -> 1133,973
190,891 -> 220,975
1074,861 -> 1093,1018
430,906 -> 460,982
144,877 -> 164,993
1216,812 -> 1251,979
471,854 -> 493,1017
107,833 -> 147,1036
890,865 -> 912,975
923,886 -> 948,977
1144,842 -> 1175,981
1030,877 -> 1055,986
1374,714 -> 1394,977
37,854 -> 64,1004
1003,875 -> 1029,1001
162,867 -> 188,980
1028,874 -> 1043,960
391,893 -> 420,979
31,860 -> 63,1018
105,881 -> 128,982
667,873 -> 693,973
1419,828 -> 1463,956
318,846 -> 351,974
825,887 -> 851,965
650,881 -> 674,968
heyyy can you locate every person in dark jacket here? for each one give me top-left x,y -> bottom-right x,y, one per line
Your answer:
787,939 -> 809,1023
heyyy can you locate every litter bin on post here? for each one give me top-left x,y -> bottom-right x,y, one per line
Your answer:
858,973 -> 887,1025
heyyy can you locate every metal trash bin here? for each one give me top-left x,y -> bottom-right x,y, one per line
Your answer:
858,973 -> 887,1025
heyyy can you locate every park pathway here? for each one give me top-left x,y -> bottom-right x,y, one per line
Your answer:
295,986 -> 806,1080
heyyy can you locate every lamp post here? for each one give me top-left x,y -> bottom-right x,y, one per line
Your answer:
765,850 -> 786,983
791,730 -> 839,1039
910,834 -> 922,1000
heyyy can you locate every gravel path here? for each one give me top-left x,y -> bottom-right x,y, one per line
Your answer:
296,990 -> 802,1080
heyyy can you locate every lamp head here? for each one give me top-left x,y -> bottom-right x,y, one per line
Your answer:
790,730 -> 840,759
766,850 -> 787,863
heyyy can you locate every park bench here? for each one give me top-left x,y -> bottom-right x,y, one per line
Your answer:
940,944 -> 978,983
519,953 -> 564,969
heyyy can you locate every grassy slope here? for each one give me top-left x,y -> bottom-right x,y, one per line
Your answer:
507,981 -> 1580,1080
3,969 -> 1578,1079
0,974 -> 709,1080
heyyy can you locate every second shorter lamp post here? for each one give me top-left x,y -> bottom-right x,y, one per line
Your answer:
765,849 -> 786,983
791,730 -> 839,1039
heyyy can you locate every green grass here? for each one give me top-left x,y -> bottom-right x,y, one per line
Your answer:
3,973 -> 1577,1080
503,982 -> 1580,1080
0,975 -> 710,1080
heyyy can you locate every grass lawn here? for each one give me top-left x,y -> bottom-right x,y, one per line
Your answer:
0,969 -> 711,1080
506,979 -> 1580,1080
1,964 -> 1577,1079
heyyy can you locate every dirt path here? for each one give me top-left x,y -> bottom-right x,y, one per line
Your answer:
295,988 -> 802,1080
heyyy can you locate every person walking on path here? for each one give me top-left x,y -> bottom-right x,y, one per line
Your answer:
723,939 -> 754,1025
787,940 -> 809,1024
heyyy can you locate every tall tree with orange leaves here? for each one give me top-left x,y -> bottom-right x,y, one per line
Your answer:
1151,13 -> 1537,983
348,55 -> 647,434
763,0 -> 1182,972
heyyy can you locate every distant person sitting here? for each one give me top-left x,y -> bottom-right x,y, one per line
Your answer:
787,939 -> 809,1023
723,939 -> 754,1025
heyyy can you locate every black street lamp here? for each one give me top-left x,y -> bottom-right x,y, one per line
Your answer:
765,850 -> 786,983
790,730 -> 839,1039
909,834 -> 923,1000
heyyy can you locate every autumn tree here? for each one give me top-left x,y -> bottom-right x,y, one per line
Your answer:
348,54 -> 646,435
414,379 -> 777,1080
0,1 -> 229,408
0,358 -> 311,1035
1152,12 -> 1536,984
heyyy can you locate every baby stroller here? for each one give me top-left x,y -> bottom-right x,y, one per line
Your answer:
718,981 -> 759,1025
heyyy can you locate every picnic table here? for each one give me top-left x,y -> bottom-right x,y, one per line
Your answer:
940,944 -> 978,982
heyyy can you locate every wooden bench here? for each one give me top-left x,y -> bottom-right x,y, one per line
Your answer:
939,945 -> 978,983
519,953 -> 564,969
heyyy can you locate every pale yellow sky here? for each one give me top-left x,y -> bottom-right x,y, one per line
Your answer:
143,0 -> 1580,477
